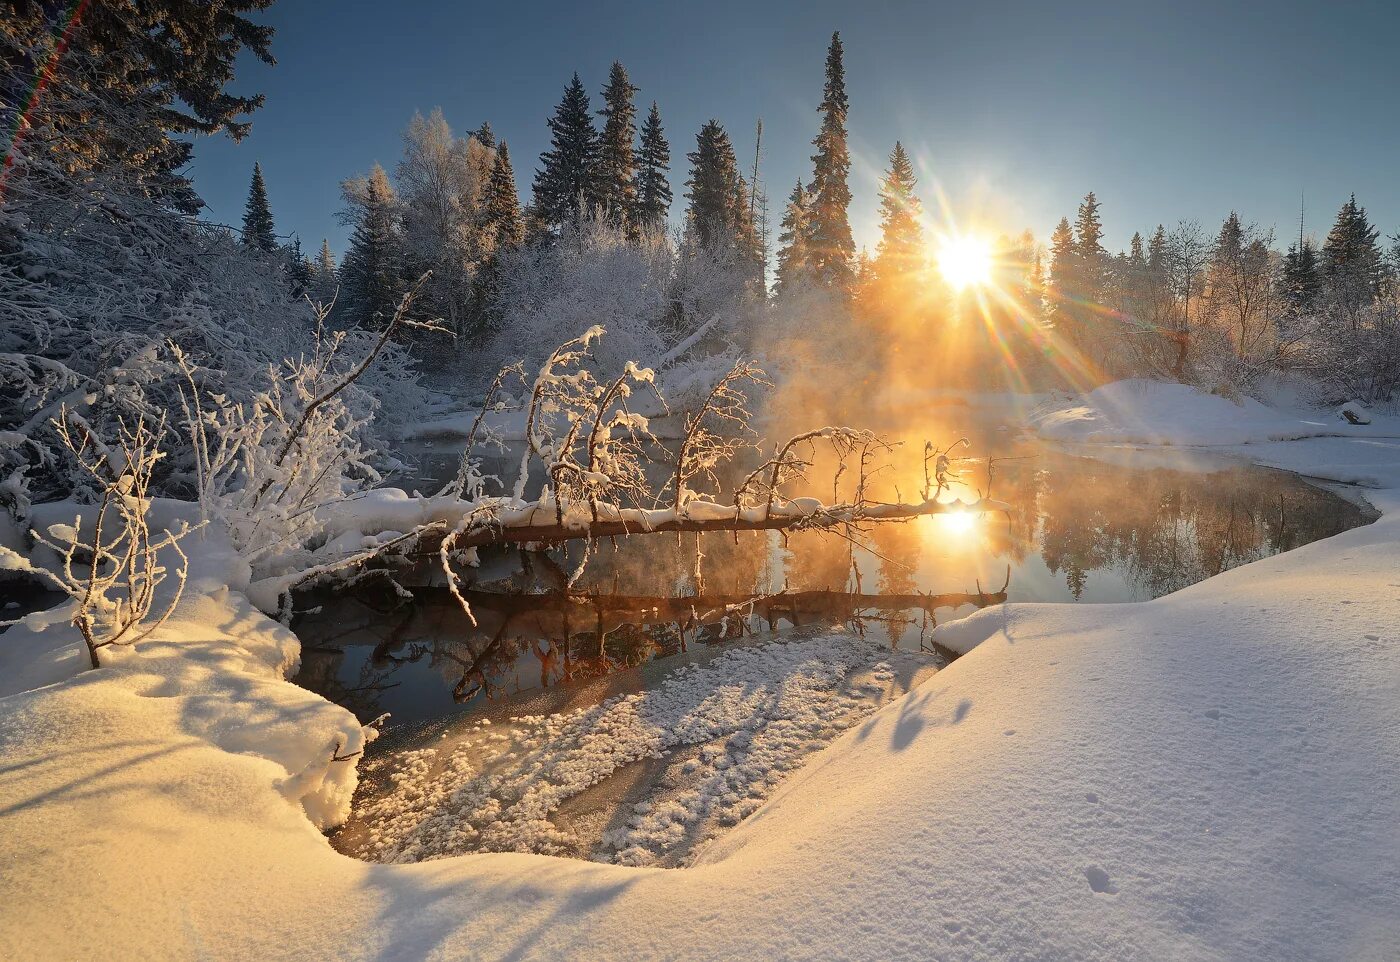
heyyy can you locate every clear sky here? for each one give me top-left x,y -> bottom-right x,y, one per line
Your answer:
191,0 -> 1400,261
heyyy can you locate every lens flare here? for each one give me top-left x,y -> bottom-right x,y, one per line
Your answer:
936,235 -> 993,290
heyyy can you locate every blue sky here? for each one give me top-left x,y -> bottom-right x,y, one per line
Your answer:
191,0 -> 1400,261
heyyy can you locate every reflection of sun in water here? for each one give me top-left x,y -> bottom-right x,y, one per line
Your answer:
936,234 -> 993,290
940,510 -> 977,537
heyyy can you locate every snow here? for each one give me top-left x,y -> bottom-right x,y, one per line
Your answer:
3,383 -> 1400,960
345,638 -> 914,867
1032,378 -> 1400,446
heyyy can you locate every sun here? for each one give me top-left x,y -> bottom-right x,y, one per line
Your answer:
936,234 -> 993,290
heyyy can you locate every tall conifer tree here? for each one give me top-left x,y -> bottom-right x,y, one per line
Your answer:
483,141 -> 525,253
596,62 -> 639,225
339,164 -> 404,328
633,102 -> 672,230
532,73 -> 600,230
242,162 -> 277,252
873,142 -> 924,284
685,120 -> 742,250
806,32 -> 855,293
1322,194 -> 1382,324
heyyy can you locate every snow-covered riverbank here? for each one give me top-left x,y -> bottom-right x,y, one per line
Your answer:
3,384 -> 1399,960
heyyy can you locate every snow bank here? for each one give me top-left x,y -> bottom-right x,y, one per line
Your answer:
1033,378 -> 1400,446
3,431 -> 1400,959
0,519 -> 368,830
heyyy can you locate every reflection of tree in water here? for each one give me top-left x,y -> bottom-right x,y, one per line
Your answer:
297,452 -> 1371,723
870,520 -> 923,647
1033,461 -> 1368,600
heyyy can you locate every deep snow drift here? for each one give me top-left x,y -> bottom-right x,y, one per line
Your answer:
2,382 -> 1399,961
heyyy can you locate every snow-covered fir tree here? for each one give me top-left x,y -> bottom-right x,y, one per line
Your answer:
532,73 -> 600,230
633,102 -> 673,231
242,162 -> 277,252
1,0 -> 273,214
483,141 -> 525,253
806,32 -> 855,294
1321,194 -> 1383,326
596,62 -> 639,227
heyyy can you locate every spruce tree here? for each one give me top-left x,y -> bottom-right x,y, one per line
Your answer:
483,141 -> 525,253
596,62 -> 639,225
1322,194 -> 1382,323
474,121 -> 496,148
532,73 -> 600,230
685,120 -> 742,250
1073,191 -> 1106,298
774,180 -> 813,296
806,32 -> 855,294
4,1 -> 274,212
633,102 -> 673,231
339,164 -> 405,328
873,141 -> 924,284
1048,216 -> 1077,336
241,162 -> 277,252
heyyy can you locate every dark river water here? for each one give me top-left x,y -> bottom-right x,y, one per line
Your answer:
294,433 -> 1375,728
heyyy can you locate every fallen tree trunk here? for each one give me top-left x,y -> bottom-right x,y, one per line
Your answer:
415,496 -> 1010,555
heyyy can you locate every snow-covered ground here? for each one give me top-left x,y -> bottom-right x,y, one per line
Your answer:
1032,378 -> 1400,446
3,381 -> 1399,960
345,637 -> 922,868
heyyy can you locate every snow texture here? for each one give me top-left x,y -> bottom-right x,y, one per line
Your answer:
347,639 -> 903,867
1033,378 -> 1400,446
2,384 -> 1399,960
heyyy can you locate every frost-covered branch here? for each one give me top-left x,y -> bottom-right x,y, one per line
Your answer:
1,411 -> 203,669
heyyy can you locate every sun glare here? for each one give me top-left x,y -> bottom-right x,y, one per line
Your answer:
940,510 -> 977,536
936,235 -> 993,290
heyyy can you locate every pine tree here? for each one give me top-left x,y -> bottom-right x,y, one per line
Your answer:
1047,216 -> 1077,336
532,73 -> 600,230
1073,191 -> 1106,299
474,121 -> 496,148
685,120 -> 742,250
633,102 -> 672,231
806,32 -> 855,294
596,62 -> 639,226
1322,194 -> 1382,324
339,164 -> 405,329
483,141 -> 525,253
241,162 -> 277,252
3,1 -> 274,212
873,141 -> 924,284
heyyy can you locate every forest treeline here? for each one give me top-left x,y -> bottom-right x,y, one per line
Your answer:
4,1 -> 1398,525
